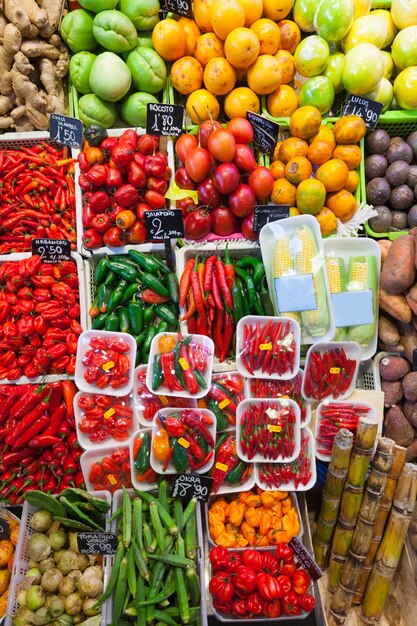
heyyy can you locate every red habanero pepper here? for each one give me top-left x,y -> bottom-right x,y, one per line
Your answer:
282,591 -> 302,616
245,593 -> 263,617
297,594 -> 315,612
209,546 -> 230,571
293,569 -> 310,595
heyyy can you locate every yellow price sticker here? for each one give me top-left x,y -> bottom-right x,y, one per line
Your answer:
179,358 -> 189,371
178,437 -> 190,448
330,367 -> 341,374
268,425 -> 282,433
215,462 -> 228,472
102,361 -> 115,371
104,408 -> 115,419
281,395 -> 289,399
259,343 -> 272,351
158,395 -> 169,405
108,474 -> 117,486
218,399 -> 230,410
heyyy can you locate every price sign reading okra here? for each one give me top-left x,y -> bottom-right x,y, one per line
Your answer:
342,95 -> 383,131
146,103 -> 184,136
160,0 -> 192,17
50,114 -> 83,148
77,532 -> 118,555
32,238 -> 71,264
170,473 -> 214,502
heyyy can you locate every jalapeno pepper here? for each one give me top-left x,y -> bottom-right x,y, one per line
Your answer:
128,296 -> 143,335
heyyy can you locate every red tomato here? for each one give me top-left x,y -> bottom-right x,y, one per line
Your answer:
211,206 -> 237,236
208,129 -> 236,163
177,197 -> 198,217
197,119 -> 223,148
175,166 -> 197,190
197,177 -> 222,208
184,209 -> 212,239
185,147 -> 212,183
227,117 -> 254,144
233,144 -> 257,172
213,163 -> 240,195
242,211 -> 258,240
136,202 -> 153,220
249,166 -> 275,202
228,183 -> 255,218
175,133 -> 198,163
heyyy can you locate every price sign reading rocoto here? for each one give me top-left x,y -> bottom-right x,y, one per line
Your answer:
77,532 -> 118,555
160,0 -> 192,17
342,95 -> 383,131
32,238 -> 71,264
146,103 -> 184,136
50,114 -> 83,148
170,473 -> 214,502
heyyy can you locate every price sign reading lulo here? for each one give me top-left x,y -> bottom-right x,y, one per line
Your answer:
160,0 -> 192,17
32,239 -> 71,264
146,103 -> 184,136
170,473 -> 214,502
342,95 -> 383,131
77,532 -> 118,555
50,114 -> 83,148
253,204 -> 290,233
145,209 -> 184,240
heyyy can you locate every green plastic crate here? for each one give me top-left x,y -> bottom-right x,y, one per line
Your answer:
371,0 -> 391,6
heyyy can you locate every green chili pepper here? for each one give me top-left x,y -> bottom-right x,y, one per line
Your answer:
231,281 -> 244,324
173,339 -> 186,389
105,312 -> 119,331
128,249 -> 162,273
107,288 -> 124,315
261,285 -> 275,316
142,273 -> 169,297
254,291 -> 265,316
103,270 -> 116,287
171,438 -> 189,473
98,284 -> 112,314
135,333 -> 145,366
122,282 -> 139,304
143,325 -> 158,359
149,253 -> 170,274
236,257 -> 265,286
118,307 -> 130,333
207,398 -> 229,431
234,266 -> 256,309
155,304 -> 177,326
166,272 -> 179,303
95,257 -> 109,284
92,312 -> 107,330
128,296 -> 143,335
108,260 -> 139,283
152,354 -> 164,391
157,320 -> 170,333
143,304 -> 156,327
135,432 -> 151,474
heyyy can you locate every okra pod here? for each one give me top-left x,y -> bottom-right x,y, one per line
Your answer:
122,486 -> 132,549
127,546 -> 137,597
185,514 -> 197,560
174,566 -> 190,624
94,541 -> 125,607
159,480 -> 168,512
150,502 -> 166,553
178,497 -> 197,535
133,498 -> 145,557
147,553 -> 194,568
136,572 -> 147,626
137,490 -> 178,536
143,523 -> 157,553
113,556 -> 128,623
132,537 -> 149,581
185,566 -> 200,605
109,505 -> 123,523
153,609 -> 181,626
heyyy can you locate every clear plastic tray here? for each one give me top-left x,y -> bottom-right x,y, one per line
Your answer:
80,444 -> 131,492
146,332 -> 214,399
301,341 -> 361,402
74,390 -> 137,450
236,315 -> 301,380
75,330 -> 137,396
259,214 -> 335,346
236,398 -> 301,464
323,237 -> 381,362
129,428 -> 158,492
209,432 -> 256,495
255,428 -> 317,492
150,407 -> 216,475
5,491 -> 112,626
208,371 -> 247,430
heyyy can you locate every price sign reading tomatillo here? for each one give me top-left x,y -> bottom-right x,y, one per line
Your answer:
77,532 -> 118,555
253,204 -> 290,233
50,114 -> 83,148
170,473 -> 214,502
146,103 -> 184,136
145,209 -> 184,240
247,111 -> 279,156
32,238 -> 71,264
160,0 -> 192,17
342,95 -> 383,131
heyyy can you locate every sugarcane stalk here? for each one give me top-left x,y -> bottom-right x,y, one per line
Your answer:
361,463 -> 417,624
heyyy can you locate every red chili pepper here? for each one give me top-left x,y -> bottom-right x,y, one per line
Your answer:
180,259 -> 195,308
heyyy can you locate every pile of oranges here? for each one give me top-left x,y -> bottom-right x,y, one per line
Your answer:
269,107 -> 366,235
151,0 -> 300,121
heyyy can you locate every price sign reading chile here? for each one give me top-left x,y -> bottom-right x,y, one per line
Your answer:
50,114 -> 83,148
32,238 -> 71,264
77,532 -> 118,555
342,95 -> 383,131
160,0 -> 192,17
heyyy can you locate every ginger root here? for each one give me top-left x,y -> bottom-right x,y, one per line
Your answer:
21,39 -> 60,59
0,22 -> 21,95
40,0 -> 65,38
19,0 -> 48,30
39,57 -> 65,114
0,92 -> 15,115
10,60 -> 48,129
55,43 -> 69,78
0,11 -> 7,38
3,0 -> 32,37
13,50 -> 33,75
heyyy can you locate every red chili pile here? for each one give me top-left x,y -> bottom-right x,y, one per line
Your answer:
209,545 -> 315,618
80,130 -> 171,249
77,393 -> 134,443
0,255 -> 82,380
82,335 -> 132,390
135,368 -> 194,424
316,403 -> 372,456
0,381 -> 82,504
0,142 -> 76,254
258,433 -> 312,489
240,319 -> 296,376
250,373 -> 308,425
88,447 -> 132,493
240,402 -> 297,461
304,347 -> 357,400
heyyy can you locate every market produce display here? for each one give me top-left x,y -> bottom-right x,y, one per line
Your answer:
248,372 -> 309,426
302,344 -> 359,400
0,511 -> 18,619
132,429 -> 158,487
257,428 -> 313,489
209,432 -> 253,493
76,332 -> 135,393
315,401 -> 373,459
134,366 -> 195,425
203,372 -> 245,430
86,446 -> 131,493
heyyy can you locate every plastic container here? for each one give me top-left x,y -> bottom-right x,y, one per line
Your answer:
6,491 -> 112,626
134,364 -> 197,427
236,398 -> 301,463
323,237 -> 381,361
74,390 -> 137,450
255,428 -> 317,491
236,315 -> 301,380
208,371 -> 246,431
80,444 -> 131,492
259,214 -> 335,346
245,370 -> 311,428
129,428 -> 158,491
302,341 -> 361,402
209,433 -> 256,495
150,407 -> 216,475
75,330 -> 137,396
315,400 -> 377,462
146,332 -> 214,399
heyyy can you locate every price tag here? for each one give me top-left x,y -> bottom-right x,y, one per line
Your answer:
0,519 -> 9,540
218,399 -> 230,410
170,473 -> 214,502
247,111 -> 279,156
104,408 -> 115,419
50,114 -> 83,148
342,95 -> 383,131
259,343 -> 272,351
145,209 -> 184,240
178,437 -> 190,448
77,532 -> 118,555
268,424 -> 282,433
215,462 -> 228,472
102,361 -> 115,371
179,357 -> 189,371
159,395 -> 169,405
413,349 -> 417,371
330,367 -> 341,374
253,204 -> 290,233
289,537 -> 323,581
160,0 -> 192,17
146,103 -> 184,136
32,238 -> 71,264
107,474 -> 117,486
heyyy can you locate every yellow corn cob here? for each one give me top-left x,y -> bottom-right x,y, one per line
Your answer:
273,236 -> 300,321
347,256 -> 377,347
295,225 -> 330,337
326,256 -> 346,341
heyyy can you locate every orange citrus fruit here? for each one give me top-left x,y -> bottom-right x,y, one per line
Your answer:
267,84 -> 298,117
224,27 -> 260,68
204,57 -> 237,95
247,54 -> 282,94
170,57 -> 204,95
263,0 -> 294,21
152,19 -> 187,61
194,33 -> 225,66
250,19 -> 281,55
178,18 -> 202,55
186,89 -> 220,123
277,19 -> 301,54
211,0 -> 245,40
290,105 -> 322,139
224,86 -> 260,118
308,124 -> 336,147
316,158 -> 349,192
236,0 -> 263,26
193,0 -> 216,32
274,50 -> 296,84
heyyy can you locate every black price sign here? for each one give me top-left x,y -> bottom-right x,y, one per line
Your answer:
247,111 -> 279,156
413,349 -> 417,371
289,537 -> 323,581
146,103 -> 184,136
170,473 -> 214,502
342,95 -> 383,131
32,238 -> 71,264
50,114 -> 83,148
145,209 -> 184,240
77,532 -> 118,555
253,204 -> 290,233
160,0 -> 192,17
0,519 -> 9,540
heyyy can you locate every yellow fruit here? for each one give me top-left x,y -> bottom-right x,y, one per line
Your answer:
263,0 -> 295,21
178,18 -> 202,55
186,89 -> 220,123
274,50 -> 296,84
250,19 -> 281,55
194,33 -> 225,66
194,0 -> 216,32
204,57 -> 237,95
211,0 -> 246,40
224,27 -> 260,68
267,85 -> 298,117
224,86 -> 260,118
247,54 -> 282,94
316,206 -> 337,236
170,57 -> 204,95
152,20 -> 187,62
236,0 -> 263,26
